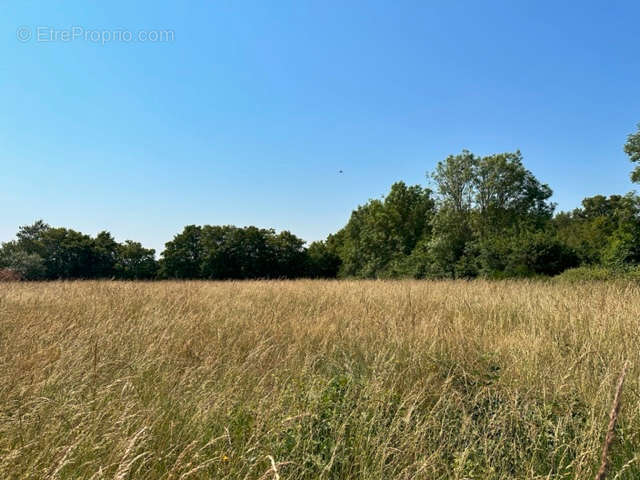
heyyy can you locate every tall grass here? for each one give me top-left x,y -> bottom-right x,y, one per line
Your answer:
1,280 -> 639,479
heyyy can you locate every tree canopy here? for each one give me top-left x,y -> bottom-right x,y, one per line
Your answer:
0,222 -> 156,280
626,123 -> 640,182
2,122 -> 640,281
161,225 -> 310,279
331,181 -> 435,278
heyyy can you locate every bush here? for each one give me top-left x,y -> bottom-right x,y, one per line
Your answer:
476,232 -> 578,278
554,265 -> 640,282
507,233 -> 579,277
0,268 -> 21,281
306,241 -> 341,278
0,244 -> 46,280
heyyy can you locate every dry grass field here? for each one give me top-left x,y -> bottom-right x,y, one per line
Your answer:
1,280 -> 639,479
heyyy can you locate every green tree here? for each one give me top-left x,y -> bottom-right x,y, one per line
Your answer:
218,226 -> 273,279
506,231 -> 579,277
160,225 -> 203,278
38,228 -> 96,279
306,241 -> 340,278
115,241 -> 158,279
198,225 -> 230,279
0,241 -> 46,280
92,231 -> 119,277
427,208 -> 474,277
15,220 -> 50,257
427,150 -> 477,277
554,194 -> 640,265
625,123 -> 640,182
332,182 -> 435,278
4,220 -> 159,280
473,151 -> 553,236
428,150 -> 554,278
269,230 -> 307,278
601,196 -> 640,267
163,224 -> 311,279
10,221 -> 108,279
432,150 -> 475,215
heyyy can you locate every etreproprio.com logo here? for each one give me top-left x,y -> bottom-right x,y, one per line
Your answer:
17,25 -> 175,44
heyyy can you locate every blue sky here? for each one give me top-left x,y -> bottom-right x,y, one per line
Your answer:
1,1 -> 639,254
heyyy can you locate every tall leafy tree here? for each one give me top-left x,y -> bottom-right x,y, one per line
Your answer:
160,225 -> 203,278
39,228 -> 97,279
473,151 -> 553,236
332,182 -> 435,278
15,220 -> 50,257
116,241 -> 157,279
428,151 -> 476,277
428,150 -> 555,277
0,241 -> 46,280
432,150 -> 475,214
3,220 -> 161,280
625,123 -> 640,182
92,231 -> 119,278
306,241 -> 341,278
162,224 -> 311,279
553,194 -> 640,265
269,230 -> 307,278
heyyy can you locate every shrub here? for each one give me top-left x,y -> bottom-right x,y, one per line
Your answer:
554,265 -> 640,282
0,244 -> 45,280
507,232 -> 579,276
0,268 -> 21,281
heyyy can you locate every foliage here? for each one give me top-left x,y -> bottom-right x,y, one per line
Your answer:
159,225 -> 202,279
625,123 -> 640,182
554,265 -> 640,282
161,225 -> 310,279
3,122 -> 640,280
306,241 -> 341,278
553,194 -> 640,266
331,181 -> 435,278
421,150 -> 555,278
116,241 -> 158,279
0,241 -> 46,280
503,231 -> 579,277
0,221 -> 159,280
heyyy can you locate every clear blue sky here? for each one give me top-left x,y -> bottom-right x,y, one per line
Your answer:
2,1 -> 639,254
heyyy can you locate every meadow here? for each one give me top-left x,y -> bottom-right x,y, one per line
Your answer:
0,280 -> 639,479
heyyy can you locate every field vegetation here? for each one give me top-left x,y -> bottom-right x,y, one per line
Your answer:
1,280 -> 639,479
2,123 -> 640,282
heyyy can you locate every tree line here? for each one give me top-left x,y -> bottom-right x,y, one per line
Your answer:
2,123 -> 640,280
0,221 -> 158,280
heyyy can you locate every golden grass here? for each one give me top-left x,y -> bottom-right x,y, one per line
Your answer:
1,280 -> 639,479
